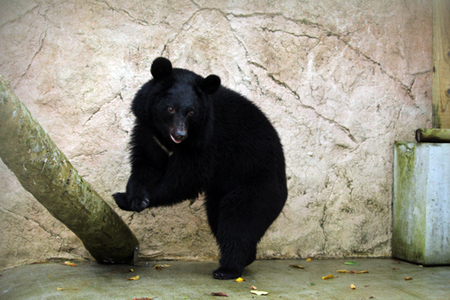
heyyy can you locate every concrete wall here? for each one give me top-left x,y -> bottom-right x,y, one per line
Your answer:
0,0 -> 432,268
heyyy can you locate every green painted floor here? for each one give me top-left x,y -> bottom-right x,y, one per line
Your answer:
1,259 -> 449,299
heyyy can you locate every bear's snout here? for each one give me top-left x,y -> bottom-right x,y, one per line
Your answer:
170,117 -> 188,143
170,128 -> 187,144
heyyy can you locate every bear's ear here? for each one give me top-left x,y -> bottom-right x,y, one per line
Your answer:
201,75 -> 221,95
151,57 -> 172,80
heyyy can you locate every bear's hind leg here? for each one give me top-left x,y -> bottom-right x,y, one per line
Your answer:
212,197 -> 263,279
211,180 -> 286,280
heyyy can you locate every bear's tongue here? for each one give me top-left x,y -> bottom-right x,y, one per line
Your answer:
171,134 -> 184,144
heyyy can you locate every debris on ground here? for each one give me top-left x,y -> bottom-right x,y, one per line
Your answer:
211,292 -> 228,297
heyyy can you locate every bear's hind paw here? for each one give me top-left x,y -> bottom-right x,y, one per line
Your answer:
212,268 -> 242,280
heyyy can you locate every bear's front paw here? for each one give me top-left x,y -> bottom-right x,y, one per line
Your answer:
113,192 -> 149,212
212,267 -> 242,280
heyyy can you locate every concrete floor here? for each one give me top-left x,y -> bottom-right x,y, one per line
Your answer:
0,259 -> 449,299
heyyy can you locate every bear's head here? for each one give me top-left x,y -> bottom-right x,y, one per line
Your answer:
132,57 -> 221,146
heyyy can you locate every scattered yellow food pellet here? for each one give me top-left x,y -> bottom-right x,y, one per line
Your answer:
404,277 -> 413,280
57,288 -> 64,291
251,290 -> 269,296
235,277 -> 245,282
130,269 -> 134,272
128,275 -> 140,280
358,270 -> 369,274
322,274 -> 335,280
306,258 -> 312,262
336,270 -> 348,273
350,284 -> 356,290
63,262 -> 77,267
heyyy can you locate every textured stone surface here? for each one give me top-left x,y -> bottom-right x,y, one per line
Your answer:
0,0 -> 432,269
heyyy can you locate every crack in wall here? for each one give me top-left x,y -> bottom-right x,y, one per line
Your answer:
266,72 -> 357,144
318,202 -> 329,253
338,38 -> 415,100
0,3 -> 39,29
15,28 -> 48,90
83,92 -> 123,126
161,6 -> 227,57
261,27 -> 319,40
96,0 -> 150,26
0,206 -> 64,244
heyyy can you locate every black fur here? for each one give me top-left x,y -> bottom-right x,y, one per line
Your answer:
114,57 -> 287,279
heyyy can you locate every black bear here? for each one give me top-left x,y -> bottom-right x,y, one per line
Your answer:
114,57 -> 287,280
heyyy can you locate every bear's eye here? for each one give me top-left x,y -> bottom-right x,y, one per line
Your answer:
168,106 -> 175,113
188,110 -> 195,117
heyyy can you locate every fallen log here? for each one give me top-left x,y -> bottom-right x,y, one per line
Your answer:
0,75 -> 139,263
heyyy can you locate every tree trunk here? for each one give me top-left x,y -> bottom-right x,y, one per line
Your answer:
0,75 -> 139,263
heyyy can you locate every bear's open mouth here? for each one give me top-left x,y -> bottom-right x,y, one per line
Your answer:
171,134 -> 185,144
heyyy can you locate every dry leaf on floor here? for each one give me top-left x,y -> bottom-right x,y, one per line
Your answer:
322,274 -> 334,280
235,277 -> 245,282
250,285 -> 257,290
290,265 -> 304,269
154,264 -> 170,270
56,287 -> 80,291
350,284 -> 356,290
336,270 -> 348,273
211,292 -> 229,297
404,277 -> 413,280
357,270 -> 369,274
128,275 -> 140,281
31,261 -> 48,265
63,262 -> 77,267
251,290 -> 269,296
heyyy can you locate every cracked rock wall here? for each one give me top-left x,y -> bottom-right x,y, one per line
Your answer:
0,0 -> 431,268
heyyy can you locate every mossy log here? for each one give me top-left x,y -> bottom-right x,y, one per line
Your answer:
0,75 -> 139,263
